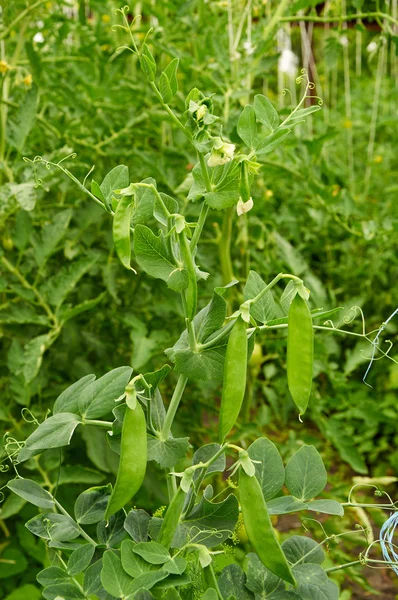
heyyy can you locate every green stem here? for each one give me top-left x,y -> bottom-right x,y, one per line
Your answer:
248,273 -> 302,307
0,0 -> 48,40
262,0 -> 291,44
160,375 -> 188,440
325,560 -> 362,573
149,82 -> 192,141
191,202 -> 209,251
178,230 -> 198,321
198,152 -> 212,192
54,499 -> 96,546
83,419 -> 113,429
280,12 -> 398,27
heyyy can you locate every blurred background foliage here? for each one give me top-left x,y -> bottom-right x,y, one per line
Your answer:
0,1 -> 397,598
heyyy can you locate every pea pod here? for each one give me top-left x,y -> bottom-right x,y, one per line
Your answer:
287,293 -> 314,415
105,402 -> 147,520
219,316 -> 248,443
239,469 -> 296,585
112,194 -> 134,270
158,486 -> 186,550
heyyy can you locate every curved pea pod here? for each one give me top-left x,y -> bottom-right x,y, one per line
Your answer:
219,316 -> 248,443
158,486 -> 186,550
105,402 -> 147,520
112,194 -> 135,271
239,469 -> 296,585
287,293 -> 314,415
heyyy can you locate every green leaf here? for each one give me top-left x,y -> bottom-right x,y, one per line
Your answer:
32,209 -> 73,268
131,178 -> 157,226
10,182 -> 37,211
285,446 -> 327,501
133,541 -> 170,564
121,539 -> 152,577
282,536 -> 325,565
124,509 -> 151,543
266,496 -> 307,515
253,94 -> 279,133
78,366 -> 133,419
8,86 -> 37,151
246,552 -> 283,597
97,511 -> 128,547
4,584 -> 42,600
163,58 -> 179,96
0,305 -> 49,326
100,165 -> 129,211
248,438 -> 285,501
147,437 -> 191,469
285,105 -> 322,124
17,413 -> 82,463
67,544 -> 96,576
293,564 -> 339,600
305,499 -> 344,516
0,493 -> 26,519
22,334 -> 51,383
83,560 -> 103,597
256,128 -> 291,155
91,179 -> 105,202
41,583 -> 85,600
74,485 -> 111,524
37,566 -> 69,587
41,255 -> 98,309
7,478 -> 54,509
113,195 -> 134,270
218,564 -> 254,600
159,71 -> 173,104
53,374 -> 96,415
26,513 -> 80,541
59,293 -> 106,323
133,224 -> 187,291
141,43 -> 156,81
192,443 -> 226,484
164,557 -> 187,575
58,465 -> 105,486
101,550 -> 134,598
0,548 -> 28,579
237,105 -> 257,148
244,271 -> 276,323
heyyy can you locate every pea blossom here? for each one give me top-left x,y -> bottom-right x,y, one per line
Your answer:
207,138 -> 235,167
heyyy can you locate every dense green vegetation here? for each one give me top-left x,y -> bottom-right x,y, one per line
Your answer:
1,1 -> 397,599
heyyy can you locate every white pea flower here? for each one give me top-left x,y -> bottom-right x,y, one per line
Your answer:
33,32 -> 44,43
278,48 -> 298,77
236,197 -> 254,216
207,139 -> 235,167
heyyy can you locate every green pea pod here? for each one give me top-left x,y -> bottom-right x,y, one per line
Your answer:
105,402 -> 147,520
113,195 -> 134,270
158,486 -> 186,550
287,293 -> 314,415
239,470 -> 296,585
219,316 -> 248,443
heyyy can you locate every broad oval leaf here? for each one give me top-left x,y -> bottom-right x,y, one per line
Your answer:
7,478 -> 54,509
285,446 -> 327,502
17,413 -> 82,463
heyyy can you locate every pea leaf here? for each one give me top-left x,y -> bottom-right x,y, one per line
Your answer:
133,225 -> 188,291
78,366 -> 133,419
40,255 -> 98,308
237,105 -> 258,148
254,94 -> 279,132
53,374 -> 96,415
7,478 -> 54,509
305,499 -> 344,516
41,583 -> 84,599
100,165 -> 129,211
163,58 -> 179,96
67,544 -> 96,576
147,436 -> 191,469
218,564 -> 254,600
285,446 -> 327,501
256,128 -> 291,155
121,539 -> 152,577
74,485 -> 111,524
133,541 -> 170,564
32,209 -> 73,268
124,509 -> 151,543
244,271 -> 276,323
17,413 -> 83,463
248,437 -> 285,501
293,564 -> 339,600
246,552 -> 283,597
282,536 -> 325,565
100,550 -> 134,598
113,195 -> 134,270
266,496 -> 307,515
26,513 -> 80,541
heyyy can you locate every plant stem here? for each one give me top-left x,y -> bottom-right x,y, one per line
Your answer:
280,12 -> 398,27
160,375 -> 188,440
325,560 -> 362,573
0,0 -> 48,40
53,499 -> 96,546
191,202 -> 209,251
83,420 -> 113,429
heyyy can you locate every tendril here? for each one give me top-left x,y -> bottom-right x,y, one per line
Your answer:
21,407 -> 40,425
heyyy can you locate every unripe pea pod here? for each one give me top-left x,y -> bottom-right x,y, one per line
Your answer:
158,486 -> 186,550
105,402 -> 147,520
287,292 -> 314,415
219,316 -> 248,443
239,469 -> 296,585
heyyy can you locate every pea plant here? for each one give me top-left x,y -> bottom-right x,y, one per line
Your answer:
4,7 -> 397,600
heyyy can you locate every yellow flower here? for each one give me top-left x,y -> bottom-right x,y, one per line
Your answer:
265,189 -> 273,199
102,14 -> 111,23
332,185 -> 340,197
374,155 -> 383,164
0,61 -> 9,74
343,119 -> 352,128
23,74 -> 33,87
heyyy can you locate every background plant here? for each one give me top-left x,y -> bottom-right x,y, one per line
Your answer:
0,1 -> 397,599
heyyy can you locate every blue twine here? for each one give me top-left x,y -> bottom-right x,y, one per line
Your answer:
380,511 -> 398,574
363,307 -> 398,386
